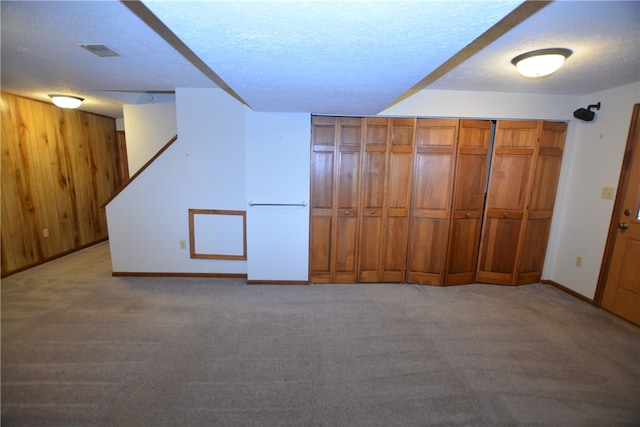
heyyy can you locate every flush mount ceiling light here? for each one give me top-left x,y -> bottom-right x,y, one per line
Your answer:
511,48 -> 572,78
48,95 -> 84,109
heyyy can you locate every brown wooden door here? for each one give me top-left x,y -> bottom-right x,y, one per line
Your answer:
406,118 -> 458,285
309,116 -> 362,283
445,119 -> 492,286
310,116 -> 338,283
518,121 -> 566,284
334,118 -> 363,283
477,120 -> 541,285
599,104 -> 640,325
382,118 -> 415,282
359,118 -> 415,282
359,117 -> 389,282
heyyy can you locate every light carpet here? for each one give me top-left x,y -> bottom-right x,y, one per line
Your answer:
2,241 -> 639,426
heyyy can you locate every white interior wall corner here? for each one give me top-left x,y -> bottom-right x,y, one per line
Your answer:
545,81 -> 640,298
122,103 -> 177,174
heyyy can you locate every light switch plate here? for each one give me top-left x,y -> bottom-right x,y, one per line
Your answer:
601,187 -> 615,199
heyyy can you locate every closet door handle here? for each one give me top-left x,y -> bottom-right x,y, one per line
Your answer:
345,211 -> 350,216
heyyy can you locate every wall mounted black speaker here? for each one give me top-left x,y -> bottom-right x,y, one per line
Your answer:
573,102 -> 601,121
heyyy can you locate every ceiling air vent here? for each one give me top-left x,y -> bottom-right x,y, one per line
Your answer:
78,43 -> 120,57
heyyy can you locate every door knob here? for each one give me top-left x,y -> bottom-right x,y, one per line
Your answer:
618,222 -> 629,230
345,211 -> 349,215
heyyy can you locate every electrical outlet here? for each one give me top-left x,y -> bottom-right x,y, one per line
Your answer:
576,256 -> 583,267
179,240 -> 187,250
601,186 -> 615,199
43,228 -> 50,238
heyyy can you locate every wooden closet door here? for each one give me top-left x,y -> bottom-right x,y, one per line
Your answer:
359,118 -> 389,282
310,116 -> 337,283
445,119 -> 492,285
359,118 -> 415,282
477,120 -> 541,285
382,118 -> 415,282
334,118 -> 363,283
406,118 -> 458,285
309,116 -> 362,283
518,121 -> 566,284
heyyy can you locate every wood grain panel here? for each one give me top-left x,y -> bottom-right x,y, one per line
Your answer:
477,217 -> 522,276
446,219 -> 482,284
116,131 -> 129,184
529,155 -> 563,216
406,218 -> 449,285
311,116 -> 337,145
310,117 -> 337,282
1,92 -> 120,276
309,116 -> 362,283
337,151 -> 360,209
518,218 -> 551,279
383,123 -> 414,281
486,155 -> 532,211
493,120 -> 539,149
309,215 -> 332,280
361,150 -> 386,209
517,121 -> 566,284
358,118 -> 389,282
406,118 -> 457,285
478,120 -> 565,286
334,118 -> 362,283
311,150 -> 334,209
335,214 -> 358,277
446,119 -> 492,285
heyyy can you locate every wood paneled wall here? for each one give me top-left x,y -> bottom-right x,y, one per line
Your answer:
1,92 -> 121,276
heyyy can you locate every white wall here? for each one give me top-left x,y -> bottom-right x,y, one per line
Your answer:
107,88 -> 311,280
107,88 -> 247,274
122,102 -> 177,174
245,111 -> 311,281
545,81 -> 640,298
382,89 -> 578,120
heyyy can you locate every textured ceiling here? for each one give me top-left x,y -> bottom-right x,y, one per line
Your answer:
142,0 -> 522,115
428,0 -> 640,95
0,1 -> 217,117
1,1 -> 639,118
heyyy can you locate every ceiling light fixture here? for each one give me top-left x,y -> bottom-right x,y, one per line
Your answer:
48,95 -> 84,109
511,48 -> 572,78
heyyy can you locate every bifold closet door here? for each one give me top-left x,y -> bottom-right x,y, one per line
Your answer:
477,120 -> 541,285
477,120 -> 567,286
359,118 -> 415,282
517,121 -> 566,284
445,119 -> 493,285
309,116 -> 362,283
406,118 -> 459,285
358,118 -> 388,282
383,118 -> 415,282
